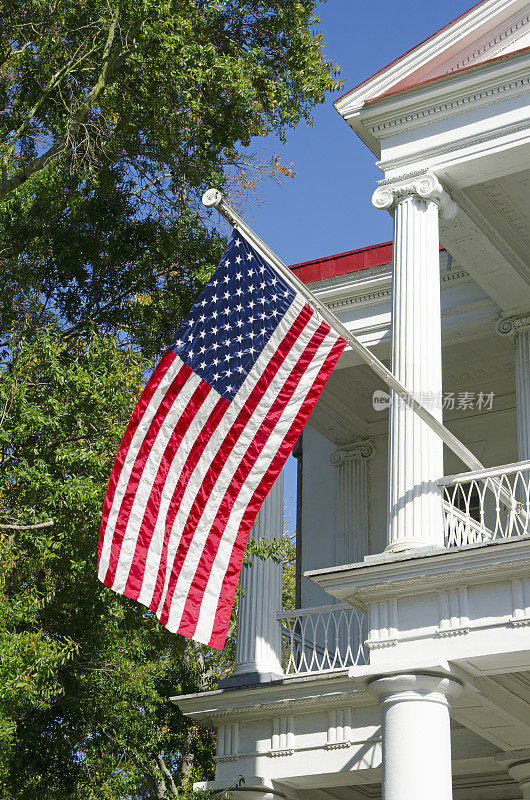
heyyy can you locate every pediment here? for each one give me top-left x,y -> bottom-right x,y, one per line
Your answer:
336,0 -> 530,116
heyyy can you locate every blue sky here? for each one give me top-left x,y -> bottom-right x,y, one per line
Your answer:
245,0 -> 476,534
241,0 -> 474,267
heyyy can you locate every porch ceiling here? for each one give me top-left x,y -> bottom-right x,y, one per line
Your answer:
290,770 -> 522,800
441,165 -> 530,313
308,333 -> 515,446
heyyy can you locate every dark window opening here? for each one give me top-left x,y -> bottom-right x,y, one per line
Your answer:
452,482 -> 481,523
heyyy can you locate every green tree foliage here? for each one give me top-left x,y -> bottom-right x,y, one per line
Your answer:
0,1 -> 338,796
0,330 -> 296,797
0,0 -> 339,353
0,328 -> 219,797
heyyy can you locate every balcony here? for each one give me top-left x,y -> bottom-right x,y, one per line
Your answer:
274,460 -> 530,678
440,459 -> 530,548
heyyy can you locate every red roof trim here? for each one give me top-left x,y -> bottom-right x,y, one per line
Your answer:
289,241 -> 393,284
366,44 -> 530,104
334,0 -> 486,106
290,241 -> 447,284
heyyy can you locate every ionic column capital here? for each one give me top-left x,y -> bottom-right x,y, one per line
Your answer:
330,439 -> 375,467
372,172 -> 458,220
496,313 -> 530,338
495,750 -> 530,800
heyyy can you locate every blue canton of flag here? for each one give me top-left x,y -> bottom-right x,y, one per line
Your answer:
171,235 -> 295,400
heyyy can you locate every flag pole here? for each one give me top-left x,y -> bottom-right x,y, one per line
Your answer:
202,188 -> 490,479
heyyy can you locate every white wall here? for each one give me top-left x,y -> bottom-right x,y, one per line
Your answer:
444,407 -> 517,475
300,425 -> 338,608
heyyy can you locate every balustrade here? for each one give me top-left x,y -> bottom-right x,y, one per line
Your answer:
277,603 -> 368,675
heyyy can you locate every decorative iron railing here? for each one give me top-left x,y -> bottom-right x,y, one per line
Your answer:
277,603 -> 368,675
439,459 -> 530,548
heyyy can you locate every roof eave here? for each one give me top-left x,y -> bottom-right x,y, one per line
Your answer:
334,0 -> 517,120
336,42 -> 530,160
333,0 -> 489,110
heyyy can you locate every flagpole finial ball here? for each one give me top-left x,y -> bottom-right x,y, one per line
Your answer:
202,188 -> 223,208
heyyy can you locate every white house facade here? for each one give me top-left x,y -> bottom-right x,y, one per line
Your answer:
175,2 -> 530,799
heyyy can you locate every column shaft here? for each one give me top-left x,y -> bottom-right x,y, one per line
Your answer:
515,327 -> 530,461
332,441 -> 374,565
232,473 -> 283,679
368,673 -> 462,800
389,195 -> 444,549
373,174 -> 454,551
338,457 -> 368,564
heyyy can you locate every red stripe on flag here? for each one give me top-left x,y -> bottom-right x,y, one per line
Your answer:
148,304 -> 314,614
121,378 -> 215,599
98,349 -> 177,565
103,361 -> 193,586
172,321 -> 333,635
207,335 -> 346,649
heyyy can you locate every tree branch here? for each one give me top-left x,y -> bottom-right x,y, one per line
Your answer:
154,754 -> 179,798
4,37 -> 101,162
0,519 -> 53,530
0,5 -> 126,201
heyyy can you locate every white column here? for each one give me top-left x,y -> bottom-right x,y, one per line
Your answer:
515,324 -> 530,462
367,673 -> 463,800
497,315 -> 530,461
231,473 -> 283,682
373,173 -> 457,552
330,440 -> 375,564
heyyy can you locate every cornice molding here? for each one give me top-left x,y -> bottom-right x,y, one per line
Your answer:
314,267 -> 472,316
444,361 -> 515,388
307,537 -> 530,612
174,678 -> 376,722
449,13 -> 530,73
366,70 -> 530,140
182,688 -> 374,723
350,557 -> 530,608
326,288 -> 390,312
379,115 -> 530,174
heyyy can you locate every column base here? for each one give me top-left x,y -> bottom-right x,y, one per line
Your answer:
219,670 -> 284,689
383,540 -> 445,555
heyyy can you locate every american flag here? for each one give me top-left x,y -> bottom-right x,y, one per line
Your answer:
97,231 -> 346,649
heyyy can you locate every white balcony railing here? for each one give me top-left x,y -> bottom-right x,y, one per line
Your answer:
439,459 -> 530,548
277,604 -> 368,675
